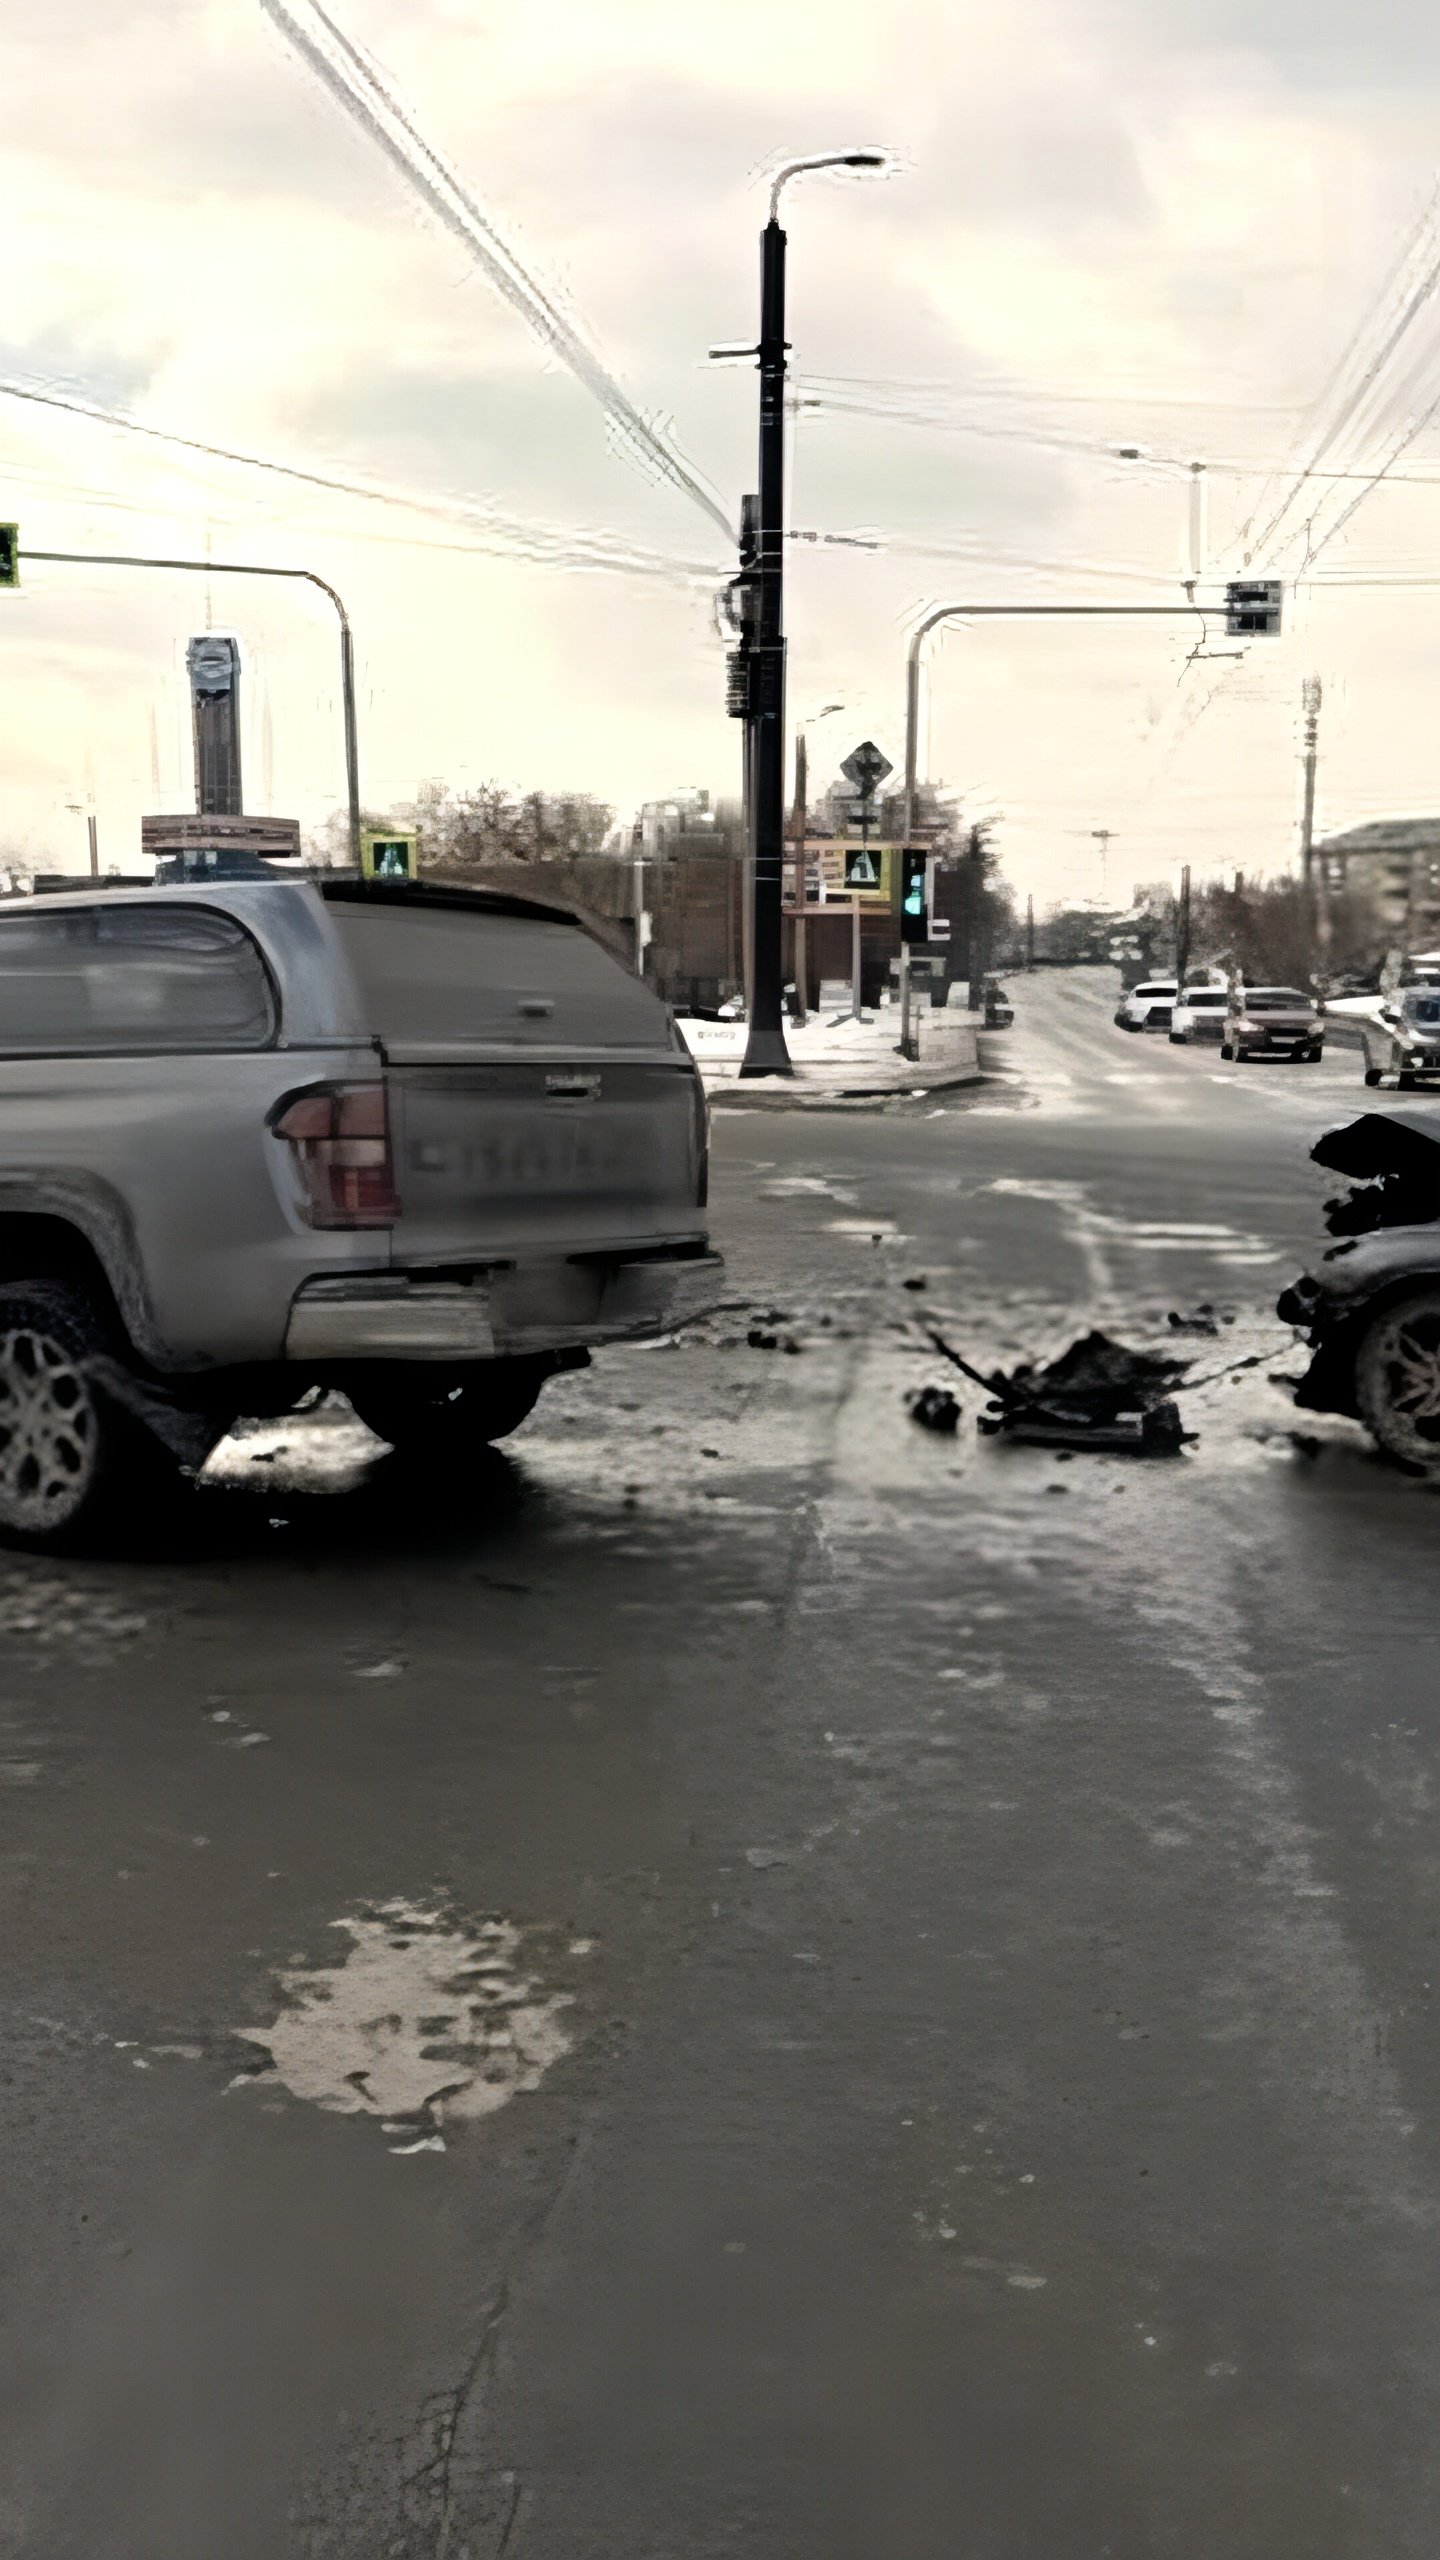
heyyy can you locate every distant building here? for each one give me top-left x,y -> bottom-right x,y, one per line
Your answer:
1312,817 -> 1440,944
630,791 -> 745,862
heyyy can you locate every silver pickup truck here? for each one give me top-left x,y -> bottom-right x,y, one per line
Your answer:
0,876 -> 721,1546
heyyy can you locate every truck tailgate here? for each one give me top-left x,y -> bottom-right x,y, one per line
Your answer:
383,1052 -> 703,1261
323,891 -> 706,1267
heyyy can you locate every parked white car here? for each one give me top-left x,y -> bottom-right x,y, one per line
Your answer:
1115,979 -> 1178,1032
1168,986 -> 1229,1046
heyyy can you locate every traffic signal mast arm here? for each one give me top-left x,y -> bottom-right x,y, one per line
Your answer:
899,593 -> 1265,843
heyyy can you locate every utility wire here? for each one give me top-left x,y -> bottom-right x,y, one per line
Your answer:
256,0 -> 734,543
0,374 -> 723,583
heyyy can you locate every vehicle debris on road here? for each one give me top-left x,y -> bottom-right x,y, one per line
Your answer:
907,1384 -> 962,1435
920,1324 -> 1190,1455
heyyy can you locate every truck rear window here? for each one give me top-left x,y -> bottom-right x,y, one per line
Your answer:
0,904 -> 275,1054
331,904 -> 668,1050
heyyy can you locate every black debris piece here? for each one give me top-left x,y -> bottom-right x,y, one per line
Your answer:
907,1385 -> 962,1435
902,1275 -> 929,1293
1167,1306 -> 1221,1335
994,1330 -> 1187,1422
747,1328 -> 780,1351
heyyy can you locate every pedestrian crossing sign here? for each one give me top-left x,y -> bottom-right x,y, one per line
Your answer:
842,845 -> 892,899
361,827 -> 417,881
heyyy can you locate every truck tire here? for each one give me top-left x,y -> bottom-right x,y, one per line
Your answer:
1364,1067 -> 1383,1087
1354,1288 -> 1440,1470
350,1357 -> 550,1461
0,1281 -> 139,1549
1219,1042 -> 1234,1061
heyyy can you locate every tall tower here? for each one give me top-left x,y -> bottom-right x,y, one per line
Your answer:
186,634 -> 243,816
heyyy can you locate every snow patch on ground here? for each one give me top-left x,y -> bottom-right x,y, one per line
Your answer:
237,1901 -> 574,2150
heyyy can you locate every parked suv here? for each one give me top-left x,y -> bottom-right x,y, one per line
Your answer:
0,877 -> 720,1546
1168,986 -> 1229,1046
1220,986 -> 1324,1063
1115,979 -> 1178,1032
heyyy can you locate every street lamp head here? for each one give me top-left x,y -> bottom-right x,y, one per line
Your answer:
768,150 -> 890,221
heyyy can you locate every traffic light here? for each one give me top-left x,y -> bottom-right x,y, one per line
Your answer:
0,525 -> 17,588
1224,578 -> 1282,637
900,848 -> 928,944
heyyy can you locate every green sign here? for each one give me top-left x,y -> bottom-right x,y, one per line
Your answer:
361,827 -> 417,881
0,525 -> 17,589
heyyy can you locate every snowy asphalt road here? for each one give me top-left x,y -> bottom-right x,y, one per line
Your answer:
4,968 -> 1440,2558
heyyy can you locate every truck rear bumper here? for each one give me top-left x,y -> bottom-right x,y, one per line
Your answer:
283,1250 -> 725,1362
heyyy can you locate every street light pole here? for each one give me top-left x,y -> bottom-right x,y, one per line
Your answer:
738,150 -> 884,1080
22,548 -> 362,868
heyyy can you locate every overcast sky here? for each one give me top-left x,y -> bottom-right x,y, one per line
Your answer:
5,0 -> 1440,905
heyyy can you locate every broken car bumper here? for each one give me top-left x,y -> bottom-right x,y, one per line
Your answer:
283,1250 -> 725,1362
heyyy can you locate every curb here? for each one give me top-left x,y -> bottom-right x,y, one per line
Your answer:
705,1066 -> 988,1111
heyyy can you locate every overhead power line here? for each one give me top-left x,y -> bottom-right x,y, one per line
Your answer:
256,0 -> 734,543
0,374 -> 724,584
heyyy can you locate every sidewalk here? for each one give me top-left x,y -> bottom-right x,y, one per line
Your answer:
683,1000 -> 984,1106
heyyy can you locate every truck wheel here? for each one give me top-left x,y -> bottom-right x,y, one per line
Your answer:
350,1357 -> 550,1460
1364,1067 -> 1383,1087
0,1282 -> 123,1548
1355,1289 -> 1440,1470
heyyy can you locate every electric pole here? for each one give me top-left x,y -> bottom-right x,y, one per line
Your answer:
739,210 -> 792,1076
1176,863 -> 1191,986
1026,892 -> 1035,972
1298,675 -> 1330,974
1092,827 -> 1113,903
735,150 -> 885,1078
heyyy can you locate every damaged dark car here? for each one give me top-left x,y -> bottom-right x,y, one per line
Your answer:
1279,1112 -> 1440,1469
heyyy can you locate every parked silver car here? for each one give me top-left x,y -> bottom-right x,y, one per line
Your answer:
1220,986 -> 1324,1063
1361,987 -> 1440,1090
0,877 -> 720,1546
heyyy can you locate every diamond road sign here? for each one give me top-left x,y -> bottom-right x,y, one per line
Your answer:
839,740 -> 892,797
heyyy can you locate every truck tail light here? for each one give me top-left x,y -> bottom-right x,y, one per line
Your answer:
270,1083 -> 399,1228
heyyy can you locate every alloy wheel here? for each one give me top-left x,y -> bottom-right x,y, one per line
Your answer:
1356,1291 -> 1440,1469
0,1323 -> 101,1534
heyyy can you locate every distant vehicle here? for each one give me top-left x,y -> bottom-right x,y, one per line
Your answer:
0,876 -> 720,1548
1168,986 -> 1229,1046
1114,978 -> 1178,1032
1280,1112 -> 1440,1469
1219,987 -> 1324,1063
983,979 -> 1013,1029
1361,986 -> 1440,1089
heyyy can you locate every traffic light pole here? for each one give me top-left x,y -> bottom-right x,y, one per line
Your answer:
901,601 -> 1210,849
20,548 -> 362,869
740,217 -> 793,1077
